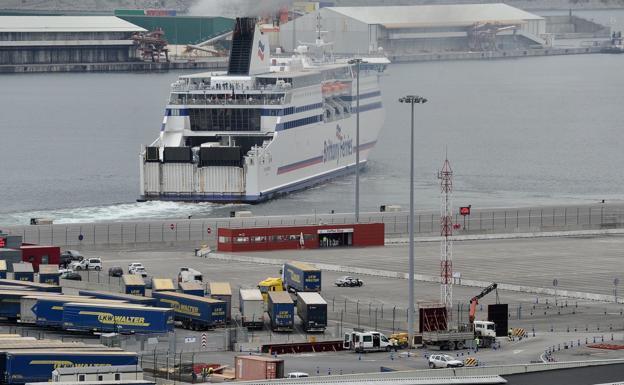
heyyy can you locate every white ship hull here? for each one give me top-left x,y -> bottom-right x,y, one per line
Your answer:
139,17 -> 387,203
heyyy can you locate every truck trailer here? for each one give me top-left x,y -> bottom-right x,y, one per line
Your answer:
34,297 -> 126,328
151,291 -> 226,330
0,290 -> 53,321
0,279 -> 62,293
267,291 -> 294,332
62,302 -> 174,334
0,350 -> 138,384
239,289 -> 264,329
78,290 -> 157,306
282,262 -> 321,292
296,292 -> 327,332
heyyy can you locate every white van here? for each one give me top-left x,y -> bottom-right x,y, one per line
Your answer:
344,330 -> 391,353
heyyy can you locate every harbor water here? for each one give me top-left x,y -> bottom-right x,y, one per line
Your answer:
1,52 -> 623,225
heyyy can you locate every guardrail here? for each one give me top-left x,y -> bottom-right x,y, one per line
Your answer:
3,205 -> 623,247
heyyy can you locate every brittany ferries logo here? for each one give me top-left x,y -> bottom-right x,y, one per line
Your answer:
258,41 -> 265,61
323,124 -> 353,163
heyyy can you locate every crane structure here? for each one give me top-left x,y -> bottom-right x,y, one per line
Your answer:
438,157 -> 453,314
469,283 -> 498,324
132,28 -> 169,62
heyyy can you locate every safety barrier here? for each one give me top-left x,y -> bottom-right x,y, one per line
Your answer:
464,357 -> 479,367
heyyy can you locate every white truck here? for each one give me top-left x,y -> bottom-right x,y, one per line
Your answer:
239,288 -> 264,329
344,330 -> 392,353
178,267 -> 203,283
422,321 -> 497,350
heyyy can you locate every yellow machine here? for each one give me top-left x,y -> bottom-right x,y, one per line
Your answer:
257,277 -> 284,302
390,332 -> 409,349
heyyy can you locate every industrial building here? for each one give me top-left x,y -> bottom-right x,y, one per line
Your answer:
279,4 -> 547,55
0,16 -> 146,65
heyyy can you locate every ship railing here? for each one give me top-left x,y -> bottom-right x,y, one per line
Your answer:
172,83 -> 295,93
170,97 -> 285,106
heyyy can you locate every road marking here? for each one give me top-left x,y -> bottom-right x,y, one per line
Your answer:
513,349 -> 524,354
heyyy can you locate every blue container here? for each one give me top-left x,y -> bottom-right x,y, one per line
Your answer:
1,351 -> 138,384
62,303 -> 174,334
78,290 -> 157,306
267,291 -> 294,331
38,274 -> 59,285
282,262 -> 321,292
152,291 -> 226,329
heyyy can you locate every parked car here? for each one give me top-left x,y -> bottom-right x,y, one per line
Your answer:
108,266 -> 123,277
130,266 -> 148,278
128,262 -> 145,273
428,354 -> 465,369
334,276 -> 363,287
60,250 -> 83,267
71,257 -> 102,271
60,271 -> 82,281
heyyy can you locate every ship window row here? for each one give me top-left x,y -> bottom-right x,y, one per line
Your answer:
261,103 -> 322,117
189,108 -> 261,132
278,115 -> 322,131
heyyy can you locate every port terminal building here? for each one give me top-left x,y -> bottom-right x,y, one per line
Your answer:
0,16 -> 146,65
279,3 -> 547,54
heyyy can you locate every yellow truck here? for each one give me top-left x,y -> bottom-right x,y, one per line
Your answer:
257,277 -> 284,303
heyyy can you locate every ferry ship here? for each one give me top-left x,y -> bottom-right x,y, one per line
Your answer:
139,17 -> 388,203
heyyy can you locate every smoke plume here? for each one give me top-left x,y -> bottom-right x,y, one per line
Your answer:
189,0 -> 293,18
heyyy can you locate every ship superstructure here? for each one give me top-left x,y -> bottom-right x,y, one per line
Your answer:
139,17 -> 388,203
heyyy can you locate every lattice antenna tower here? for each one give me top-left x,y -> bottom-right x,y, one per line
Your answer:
438,155 -> 453,315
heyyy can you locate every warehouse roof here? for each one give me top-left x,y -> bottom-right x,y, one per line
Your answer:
0,16 -> 146,33
326,4 -> 543,29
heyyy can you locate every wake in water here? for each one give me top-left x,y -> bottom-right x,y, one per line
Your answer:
1,201 -> 220,226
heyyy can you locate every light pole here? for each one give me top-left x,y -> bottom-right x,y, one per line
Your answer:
349,58 -> 365,223
398,95 -> 427,348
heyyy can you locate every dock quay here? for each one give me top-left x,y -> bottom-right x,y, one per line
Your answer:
0,58 -> 227,74
390,46 -> 602,63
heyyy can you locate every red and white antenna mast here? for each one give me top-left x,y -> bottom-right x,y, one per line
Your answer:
438,155 -> 453,314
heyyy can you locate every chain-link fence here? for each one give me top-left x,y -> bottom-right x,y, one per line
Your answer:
4,205 -> 624,247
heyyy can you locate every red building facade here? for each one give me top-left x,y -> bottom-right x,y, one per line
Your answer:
19,245 -> 60,272
217,223 -> 384,252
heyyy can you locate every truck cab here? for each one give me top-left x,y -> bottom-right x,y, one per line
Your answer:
474,320 -> 496,338
258,277 -> 284,303
344,330 -> 391,353
178,267 -> 203,283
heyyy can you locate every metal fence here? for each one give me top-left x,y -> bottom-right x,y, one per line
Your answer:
3,205 -> 624,247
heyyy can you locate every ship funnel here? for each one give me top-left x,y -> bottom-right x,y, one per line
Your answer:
227,17 -> 270,76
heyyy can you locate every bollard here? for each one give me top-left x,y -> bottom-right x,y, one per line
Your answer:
567,326 -> 569,333
532,327 -> 535,337
358,354 -> 361,361
316,367 -> 320,375
328,368 -> 331,376
550,325 -> 553,332
558,344 -> 560,351
585,338 -> 588,345
340,369 -> 343,375
602,335 -> 604,342
612,334 -> 615,341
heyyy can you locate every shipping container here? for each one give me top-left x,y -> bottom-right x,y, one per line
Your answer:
37,265 -> 60,285
122,275 -> 146,296
296,292 -> 327,332
11,263 -> 34,282
239,289 -> 264,329
234,355 -> 284,380
209,282 -> 231,321
0,350 -> 138,384
0,260 -> 7,279
0,279 -> 62,293
78,290 -> 157,306
267,291 -> 294,332
151,278 -> 176,292
179,282 -> 204,297
34,297 -> 127,328
151,291 -> 226,329
62,302 -> 174,334
282,261 -> 321,292
19,245 -> 60,272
